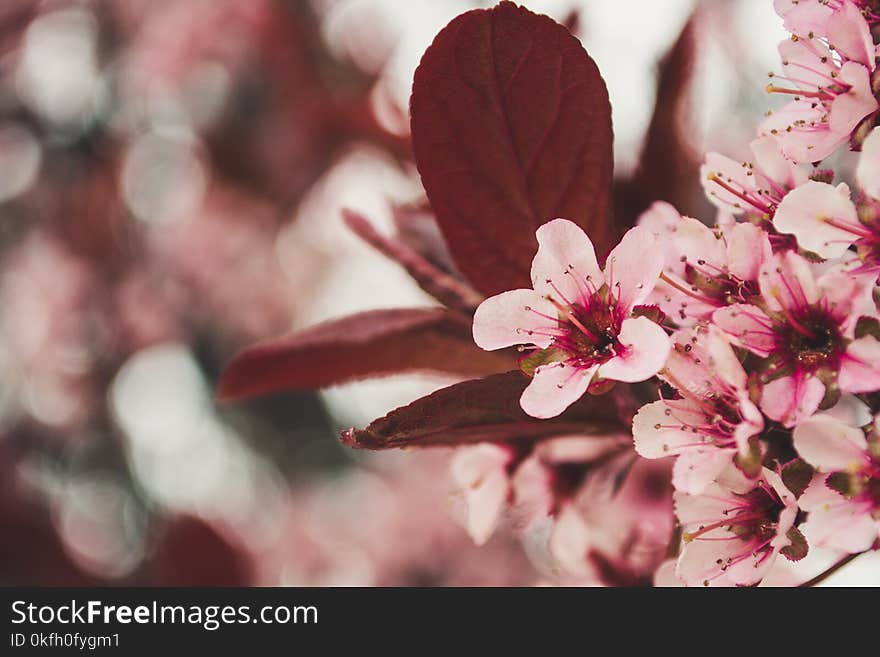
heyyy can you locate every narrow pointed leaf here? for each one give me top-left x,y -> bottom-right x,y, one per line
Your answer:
614,13 -> 710,227
343,209 -> 483,314
217,308 -> 513,400
342,370 -> 625,449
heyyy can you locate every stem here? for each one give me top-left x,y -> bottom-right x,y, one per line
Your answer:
798,552 -> 861,587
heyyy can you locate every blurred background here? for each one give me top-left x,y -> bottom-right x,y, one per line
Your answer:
4,0 -> 856,586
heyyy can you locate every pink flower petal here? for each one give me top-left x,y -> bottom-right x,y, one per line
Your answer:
701,152 -> 758,213
799,476 -> 878,553
792,414 -> 868,471
598,316 -> 670,383
673,479 -> 738,525
778,38 -> 835,90
829,62 -> 879,136
636,200 -> 682,237
632,400 -> 705,459
758,250 -> 818,312
519,362 -> 595,419
776,0 -> 833,38
450,444 -> 512,545
760,373 -> 826,427
760,98 -> 841,163
472,288 -> 557,350
509,455 -> 554,532
673,217 -> 726,271
653,559 -> 684,587
827,2 -> 875,69
856,126 -> 880,200
817,268 -> 869,327
530,219 -> 603,306
712,304 -> 776,357
839,336 -> 880,393
750,135 -> 809,189
801,505 -> 879,554
773,180 -> 859,259
725,221 -> 770,282
706,326 -> 748,391
604,226 -> 663,312
549,505 -> 593,577
672,448 -> 735,495
676,532 -> 763,587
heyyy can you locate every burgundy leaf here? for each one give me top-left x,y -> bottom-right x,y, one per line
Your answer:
142,515 -> 252,586
410,1 -> 614,296
217,308 -> 514,400
343,209 -> 484,314
614,13 -> 710,228
391,201 -> 459,275
780,458 -> 814,499
342,371 -> 625,450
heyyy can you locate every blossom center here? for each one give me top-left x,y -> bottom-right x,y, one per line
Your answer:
685,482 -> 785,546
552,297 -> 621,367
773,306 -> 844,371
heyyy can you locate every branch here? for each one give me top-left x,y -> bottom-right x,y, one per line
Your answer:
798,552 -> 861,587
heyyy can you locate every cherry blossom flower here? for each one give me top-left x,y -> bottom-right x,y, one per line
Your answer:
451,435 -> 626,550
674,464 -> 802,586
713,249 -> 878,426
639,204 -> 772,324
633,327 -> 764,493
511,445 -> 673,584
761,10 -> 878,163
701,136 -> 809,220
771,133 -> 880,277
472,219 -> 671,418
775,0 -> 876,65
793,414 -> 880,553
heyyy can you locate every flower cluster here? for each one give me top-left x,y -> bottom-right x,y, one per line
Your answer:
468,0 -> 880,585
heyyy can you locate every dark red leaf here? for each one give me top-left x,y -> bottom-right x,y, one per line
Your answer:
142,515 -> 252,586
217,308 -> 514,400
343,209 -> 484,314
342,371 -> 625,450
613,13 -> 710,228
391,200 -> 458,274
780,458 -> 814,499
410,1 -> 614,296
780,526 -> 809,562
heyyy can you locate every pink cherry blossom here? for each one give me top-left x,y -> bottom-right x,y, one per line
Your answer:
633,327 -> 764,494
761,32 -> 878,162
674,465 -> 801,586
701,136 -> 809,219
793,414 -> 880,553
473,220 -> 671,418
775,0 -> 875,67
639,206 -> 772,324
713,250 -> 878,426
526,454 -> 673,584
